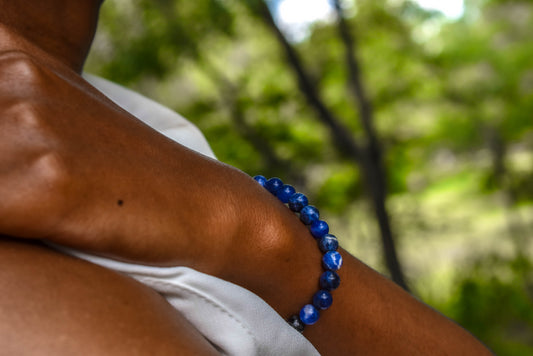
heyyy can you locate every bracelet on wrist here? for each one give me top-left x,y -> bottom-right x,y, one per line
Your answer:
253,175 -> 343,333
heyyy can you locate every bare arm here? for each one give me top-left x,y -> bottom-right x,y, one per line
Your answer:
0,238 -> 219,356
225,196 -> 493,355
0,37 -> 492,355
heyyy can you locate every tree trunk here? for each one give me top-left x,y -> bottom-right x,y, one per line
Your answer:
486,125 -> 526,257
249,0 -> 409,289
332,0 -> 409,290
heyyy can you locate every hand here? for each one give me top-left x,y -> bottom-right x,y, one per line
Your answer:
0,49 -> 270,271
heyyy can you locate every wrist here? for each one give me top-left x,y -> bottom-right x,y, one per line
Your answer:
218,177 -> 325,319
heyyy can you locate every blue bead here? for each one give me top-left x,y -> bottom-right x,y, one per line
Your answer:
312,290 -> 333,310
300,205 -> 319,225
288,193 -> 308,212
276,184 -> 296,204
319,234 -> 339,253
299,304 -> 319,325
310,220 -> 329,239
265,177 -> 283,195
253,175 -> 267,187
320,270 -> 340,291
323,251 -> 343,271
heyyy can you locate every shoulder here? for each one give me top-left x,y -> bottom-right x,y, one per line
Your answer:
0,238 -> 219,355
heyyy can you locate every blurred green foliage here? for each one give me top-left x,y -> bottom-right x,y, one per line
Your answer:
446,254 -> 533,354
86,0 -> 533,353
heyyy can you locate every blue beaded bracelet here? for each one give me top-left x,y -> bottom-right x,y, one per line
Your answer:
253,175 -> 343,333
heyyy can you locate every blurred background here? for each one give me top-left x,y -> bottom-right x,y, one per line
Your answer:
86,0 -> 533,353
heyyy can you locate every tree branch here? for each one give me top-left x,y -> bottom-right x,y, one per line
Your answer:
250,0 -> 363,161
332,0 -> 409,290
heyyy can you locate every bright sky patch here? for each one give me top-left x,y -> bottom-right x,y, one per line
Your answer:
275,0 -> 465,39
416,0 -> 464,19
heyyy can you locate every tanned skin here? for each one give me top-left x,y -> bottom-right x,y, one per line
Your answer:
0,239 -> 220,356
0,1 -> 493,355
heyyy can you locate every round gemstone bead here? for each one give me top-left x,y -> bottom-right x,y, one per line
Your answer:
253,175 -> 267,187
253,175 -> 344,327
287,315 -> 305,333
310,220 -> 329,239
276,184 -> 296,204
299,304 -> 319,325
319,270 -> 341,291
323,251 -> 343,271
300,205 -> 319,225
312,290 -> 333,310
288,193 -> 308,212
319,234 -> 339,253
265,177 -> 283,195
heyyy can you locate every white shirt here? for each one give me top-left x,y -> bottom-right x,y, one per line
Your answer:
54,74 -> 320,356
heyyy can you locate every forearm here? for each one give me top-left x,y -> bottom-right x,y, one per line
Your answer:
216,186 -> 493,355
307,250 -> 492,355
17,134 -> 492,355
